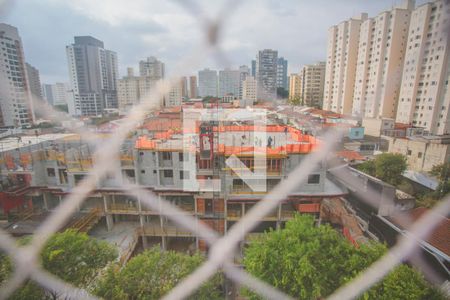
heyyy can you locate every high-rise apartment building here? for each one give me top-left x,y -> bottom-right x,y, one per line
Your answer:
0,23 -> 34,127
167,80 -> 183,107
239,65 -> 250,99
218,68 -> 241,98
180,77 -> 188,98
256,49 -> 278,101
396,0 -> 450,135
139,56 -> 165,79
289,74 -> 302,102
26,63 -> 42,103
42,83 -> 72,106
298,62 -> 326,107
189,76 -> 197,98
198,69 -> 218,97
242,76 -> 257,103
352,1 -> 414,119
277,57 -> 288,90
323,13 -> 368,114
117,67 -> 159,111
66,36 -> 118,116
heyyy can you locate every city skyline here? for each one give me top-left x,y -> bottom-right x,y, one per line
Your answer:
2,0 -> 427,83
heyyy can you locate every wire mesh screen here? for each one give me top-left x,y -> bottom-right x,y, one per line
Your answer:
0,0 -> 450,299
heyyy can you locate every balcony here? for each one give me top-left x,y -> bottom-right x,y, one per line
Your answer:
138,224 -> 194,237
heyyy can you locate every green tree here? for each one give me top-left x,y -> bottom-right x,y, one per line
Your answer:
356,160 -> 376,177
0,230 -> 117,299
243,215 -> 442,300
430,162 -> 450,199
95,246 -> 223,300
288,95 -> 301,106
374,153 -> 407,185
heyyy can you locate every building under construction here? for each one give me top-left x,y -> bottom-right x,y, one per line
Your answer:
0,110 -> 350,257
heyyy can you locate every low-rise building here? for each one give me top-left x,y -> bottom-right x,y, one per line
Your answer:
385,135 -> 450,172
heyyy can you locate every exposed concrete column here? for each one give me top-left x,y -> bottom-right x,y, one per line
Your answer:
42,192 -> 48,211
103,195 -> 108,213
161,236 -> 167,250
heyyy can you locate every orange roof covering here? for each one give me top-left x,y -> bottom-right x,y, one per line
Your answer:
336,150 -> 365,161
135,124 -> 320,154
141,118 -> 182,132
388,207 -> 450,257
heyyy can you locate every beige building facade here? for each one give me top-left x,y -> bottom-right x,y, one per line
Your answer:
289,74 -> 302,101
299,62 -> 326,107
242,76 -> 257,103
396,0 -> 450,135
386,135 -> 450,172
323,13 -> 368,114
117,68 -> 159,111
352,1 -> 414,119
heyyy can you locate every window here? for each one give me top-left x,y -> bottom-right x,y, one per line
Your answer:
162,152 -> 171,160
141,170 -> 146,174
418,152 -> 422,158
407,150 -> 412,156
179,152 -> 189,162
307,174 -> 320,184
47,168 -> 55,177
163,170 -> 173,178
180,170 -> 189,180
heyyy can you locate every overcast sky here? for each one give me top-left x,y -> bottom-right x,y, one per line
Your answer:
2,0 -> 426,83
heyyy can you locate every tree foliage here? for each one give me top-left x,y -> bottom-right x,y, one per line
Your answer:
355,153 -> 407,185
95,246 -> 223,300
374,153 -> 407,185
0,230 -> 117,299
243,215 -> 443,300
288,95 -> 301,106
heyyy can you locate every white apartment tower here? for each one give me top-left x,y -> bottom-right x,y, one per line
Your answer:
242,76 -> 257,103
117,67 -> 159,111
0,23 -> 34,127
323,13 -> 368,114
139,56 -> 165,79
198,69 -> 218,97
396,0 -> 450,135
352,1 -> 414,119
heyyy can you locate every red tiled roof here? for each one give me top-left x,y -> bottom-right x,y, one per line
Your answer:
388,207 -> 450,257
336,150 -> 365,161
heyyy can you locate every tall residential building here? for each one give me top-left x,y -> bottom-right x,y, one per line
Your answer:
298,62 -> 326,107
289,74 -> 302,102
42,83 -> 72,106
256,49 -> 278,101
26,63 -> 42,103
239,65 -> 250,99
198,68 -> 218,97
139,56 -> 165,79
251,60 -> 256,77
396,0 -> 450,135
189,76 -> 198,98
277,57 -> 288,90
0,23 -> 34,127
66,36 -> 118,116
167,80 -> 183,107
323,13 -> 368,114
352,1 -> 414,119
242,76 -> 257,103
181,77 -> 188,98
117,67 -> 159,111
218,68 -> 241,98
